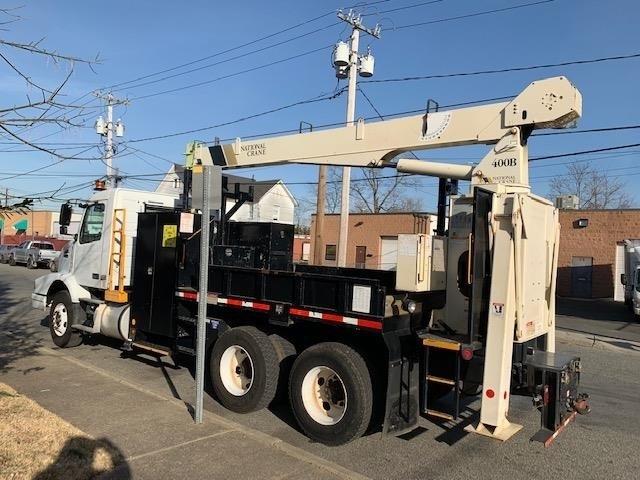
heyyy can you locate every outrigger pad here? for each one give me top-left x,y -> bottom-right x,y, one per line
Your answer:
464,420 -> 523,442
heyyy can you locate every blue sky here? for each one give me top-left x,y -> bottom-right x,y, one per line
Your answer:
0,0 -> 638,217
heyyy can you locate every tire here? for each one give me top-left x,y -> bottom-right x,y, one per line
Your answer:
49,291 -> 83,348
289,342 -> 373,446
269,334 -> 297,401
210,326 -> 279,413
8,255 -> 16,266
26,256 -> 35,269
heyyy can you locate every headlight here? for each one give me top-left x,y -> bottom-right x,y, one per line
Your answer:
402,299 -> 417,314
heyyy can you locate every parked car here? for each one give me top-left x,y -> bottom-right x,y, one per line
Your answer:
9,240 -> 60,269
0,244 -> 18,263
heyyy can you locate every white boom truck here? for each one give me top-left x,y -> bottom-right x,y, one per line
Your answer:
621,239 -> 640,318
33,76 -> 588,446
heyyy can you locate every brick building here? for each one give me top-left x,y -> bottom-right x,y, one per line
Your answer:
310,212 -> 435,269
557,209 -> 640,299
1,210 -> 81,246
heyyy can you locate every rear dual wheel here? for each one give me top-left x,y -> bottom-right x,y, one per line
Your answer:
289,343 -> 373,446
210,326 -> 279,413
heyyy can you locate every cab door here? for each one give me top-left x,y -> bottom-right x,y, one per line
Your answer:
71,202 -> 108,291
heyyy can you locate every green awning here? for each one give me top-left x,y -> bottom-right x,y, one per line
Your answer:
0,218 -> 3,229
13,218 -> 28,230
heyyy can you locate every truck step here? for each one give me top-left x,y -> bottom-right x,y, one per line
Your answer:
426,409 -> 454,421
426,375 -> 456,386
175,344 -> 196,355
78,297 -> 105,306
422,335 -> 461,351
132,341 -> 172,357
71,324 -> 99,334
177,315 -> 196,324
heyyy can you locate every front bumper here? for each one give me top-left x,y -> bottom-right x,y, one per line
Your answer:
31,292 -> 47,311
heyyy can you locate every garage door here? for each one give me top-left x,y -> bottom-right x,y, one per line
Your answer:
380,236 -> 397,271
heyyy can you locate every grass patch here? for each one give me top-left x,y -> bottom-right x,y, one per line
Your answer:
0,383 -> 124,480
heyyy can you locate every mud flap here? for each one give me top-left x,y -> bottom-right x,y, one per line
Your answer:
382,331 -> 420,436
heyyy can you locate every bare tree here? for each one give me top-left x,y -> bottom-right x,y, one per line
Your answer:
0,8 -> 99,160
350,168 -> 422,213
549,161 -> 632,209
325,167 -> 342,214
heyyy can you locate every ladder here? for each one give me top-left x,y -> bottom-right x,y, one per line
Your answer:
105,208 -> 128,303
422,335 -> 462,421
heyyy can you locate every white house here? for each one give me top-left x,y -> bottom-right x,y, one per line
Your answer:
156,164 -> 297,224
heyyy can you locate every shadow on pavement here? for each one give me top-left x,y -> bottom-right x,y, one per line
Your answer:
556,296 -> 636,323
0,278 -> 49,375
32,436 -> 130,480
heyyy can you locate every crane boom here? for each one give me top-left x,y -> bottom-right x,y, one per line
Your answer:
194,76 -> 580,187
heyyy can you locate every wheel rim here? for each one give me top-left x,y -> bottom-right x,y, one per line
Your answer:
51,303 -> 68,337
301,366 -> 347,425
219,345 -> 254,396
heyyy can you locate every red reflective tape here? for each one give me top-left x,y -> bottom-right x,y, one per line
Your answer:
321,312 -> 343,323
218,297 -> 271,312
176,291 -> 198,300
357,319 -> 383,330
252,302 -> 271,312
289,307 -> 382,331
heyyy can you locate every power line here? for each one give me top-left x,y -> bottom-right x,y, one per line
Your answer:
535,124 -> 640,136
105,12 -> 337,91
530,143 -> 640,161
373,0 -> 444,16
363,52 -> 640,83
393,0 -> 556,30
119,24 -> 339,93
130,44 -> 332,101
127,87 -> 347,143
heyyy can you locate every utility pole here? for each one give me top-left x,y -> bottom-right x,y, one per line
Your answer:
0,188 -> 6,245
95,93 -> 127,188
334,10 -> 380,267
314,164 -> 326,264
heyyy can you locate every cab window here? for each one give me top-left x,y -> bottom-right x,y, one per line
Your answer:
79,203 -> 106,244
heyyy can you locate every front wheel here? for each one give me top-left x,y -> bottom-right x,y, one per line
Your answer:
49,291 -> 83,348
289,342 -> 373,446
210,326 -> 279,413
8,255 -> 16,266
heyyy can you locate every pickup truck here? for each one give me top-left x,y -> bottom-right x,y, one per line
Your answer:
9,240 -> 60,269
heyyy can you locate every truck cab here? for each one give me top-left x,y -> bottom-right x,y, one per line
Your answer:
31,188 -> 179,310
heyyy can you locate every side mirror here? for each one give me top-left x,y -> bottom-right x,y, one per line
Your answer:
59,203 -> 72,227
60,225 -> 68,235
621,273 -> 627,286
